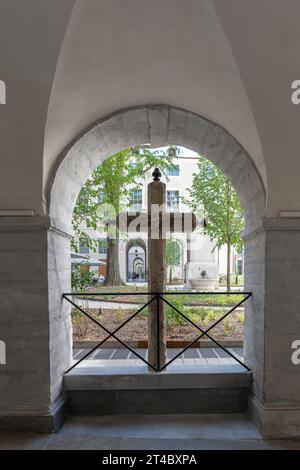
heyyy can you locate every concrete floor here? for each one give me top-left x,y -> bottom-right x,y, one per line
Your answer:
1,414 -> 300,450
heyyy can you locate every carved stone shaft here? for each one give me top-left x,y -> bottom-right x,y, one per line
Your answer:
147,179 -> 167,371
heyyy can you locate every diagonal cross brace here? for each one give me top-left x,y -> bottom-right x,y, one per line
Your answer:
160,294 -> 251,371
63,294 -> 159,373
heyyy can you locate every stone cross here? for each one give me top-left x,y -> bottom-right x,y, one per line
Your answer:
118,168 -> 196,371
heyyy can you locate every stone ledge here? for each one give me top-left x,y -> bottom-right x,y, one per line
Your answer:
263,217 -> 300,231
64,364 -> 252,391
242,216 -> 300,240
0,215 -> 73,239
0,215 -> 51,232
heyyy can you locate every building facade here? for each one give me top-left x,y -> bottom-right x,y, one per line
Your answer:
77,149 -> 240,285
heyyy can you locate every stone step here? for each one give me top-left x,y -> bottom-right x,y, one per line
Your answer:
64,364 -> 251,416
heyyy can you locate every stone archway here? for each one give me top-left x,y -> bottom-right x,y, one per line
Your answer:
49,105 -> 265,232
126,238 -> 147,282
47,105 -> 266,429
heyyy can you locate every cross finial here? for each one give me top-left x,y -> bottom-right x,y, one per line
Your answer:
152,168 -> 161,181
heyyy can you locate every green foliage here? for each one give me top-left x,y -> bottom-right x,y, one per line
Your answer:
183,155 -> 244,251
185,307 -> 221,325
165,296 -> 187,328
221,317 -> 235,336
115,309 -> 125,322
77,287 -> 245,308
202,309 -> 220,325
236,312 -> 244,325
182,155 -> 244,290
164,295 -> 227,329
166,237 -> 182,283
166,239 -> 182,266
72,146 -> 176,252
71,265 -> 94,292
190,293 -> 244,306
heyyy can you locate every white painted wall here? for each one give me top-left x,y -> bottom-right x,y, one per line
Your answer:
0,0 -> 299,220
44,0 -> 265,193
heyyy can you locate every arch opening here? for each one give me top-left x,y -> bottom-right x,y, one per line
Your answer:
49,105 -> 265,234
126,238 -> 147,283
47,105 -> 266,403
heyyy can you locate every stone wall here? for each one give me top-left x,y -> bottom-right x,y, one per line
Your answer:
243,226 -> 266,402
250,219 -> 300,438
243,217 -> 300,438
0,217 -> 61,431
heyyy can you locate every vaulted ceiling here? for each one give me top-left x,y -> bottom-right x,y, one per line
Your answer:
1,0 -> 300,215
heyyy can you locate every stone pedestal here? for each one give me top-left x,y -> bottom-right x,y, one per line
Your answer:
184,261 -> 218,290
185,230 -> 219,289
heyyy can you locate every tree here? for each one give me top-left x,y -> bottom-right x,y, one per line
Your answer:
183,156 -> 244,291
71,264 -> 94,292
166,237 -> 182,283
72,146 -> 175,286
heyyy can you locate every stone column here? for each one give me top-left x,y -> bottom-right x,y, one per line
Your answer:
0,216 -> 72,432
244,217 -> 300,438
147,169 -> 167,371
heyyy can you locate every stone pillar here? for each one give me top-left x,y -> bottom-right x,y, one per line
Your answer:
48,225 -> 73,411
147,171 -> 167,371
244,217 -> 300,438
0,216 -> 72,432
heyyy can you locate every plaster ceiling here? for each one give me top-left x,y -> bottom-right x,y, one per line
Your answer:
44,0 -> 266,189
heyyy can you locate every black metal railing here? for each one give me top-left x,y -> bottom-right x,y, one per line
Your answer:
62,291 -> 252,373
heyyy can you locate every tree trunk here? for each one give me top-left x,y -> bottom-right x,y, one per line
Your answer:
105,235 -> 124,286
227,242 -> 231,292
104,179 -> 124,286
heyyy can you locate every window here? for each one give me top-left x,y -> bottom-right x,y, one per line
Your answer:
167,190 -> 180,212
79,241 -> 89,254
166,165 -> 180,176
98,239 -> 108,255
129,189 -> 143,211
236,259 -> 243,276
